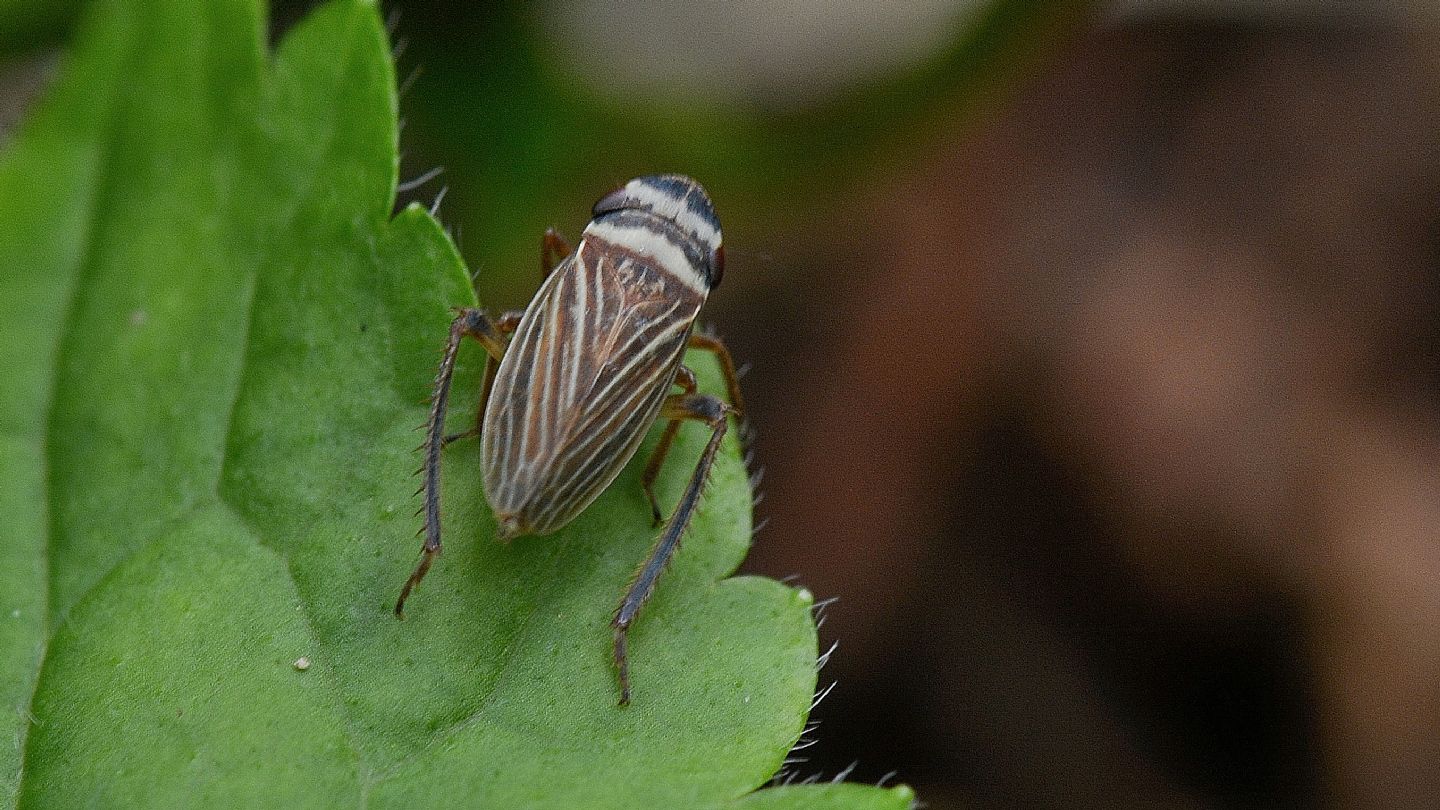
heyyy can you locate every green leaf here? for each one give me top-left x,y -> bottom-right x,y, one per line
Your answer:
0,1 -> 912,808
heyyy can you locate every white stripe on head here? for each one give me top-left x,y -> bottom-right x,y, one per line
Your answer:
622,179 -> 721,252
583,220 -> 709,293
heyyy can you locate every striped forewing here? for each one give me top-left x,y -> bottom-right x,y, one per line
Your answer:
481,239 -> 704,534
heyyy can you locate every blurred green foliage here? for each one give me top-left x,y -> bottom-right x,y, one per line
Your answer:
393,0 -> 1087,305
0,0 -> 1086,303
0,0 -> 75,53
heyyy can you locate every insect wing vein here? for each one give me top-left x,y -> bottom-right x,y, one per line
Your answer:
483,242 -> 703,533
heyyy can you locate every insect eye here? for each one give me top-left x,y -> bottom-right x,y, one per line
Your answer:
709,245 -> 724,289
592,186 -> 630,217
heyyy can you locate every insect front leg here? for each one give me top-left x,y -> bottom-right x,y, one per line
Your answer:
686,333 -> 746,418
614,392 -> 735,705
640,365 -> 697,526
396,307 -> 509,619
540,227 -> 574,281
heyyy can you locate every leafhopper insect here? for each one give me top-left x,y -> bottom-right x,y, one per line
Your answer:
396,175 -> 745,705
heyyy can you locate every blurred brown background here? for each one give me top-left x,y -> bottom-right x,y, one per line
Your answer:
5,1 -> 1438,806
743,10 -> 1440,807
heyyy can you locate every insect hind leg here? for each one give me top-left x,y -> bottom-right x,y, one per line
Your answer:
396,307 -> 509,619
640,365 -> 697,525
614,392 -> 734,705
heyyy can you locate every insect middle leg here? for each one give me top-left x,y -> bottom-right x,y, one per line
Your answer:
686,333 -> 746,418
613,392 -> 735,705
640,366 -> 697,525
638,334 -> 747,522
396,307 -> 510,618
